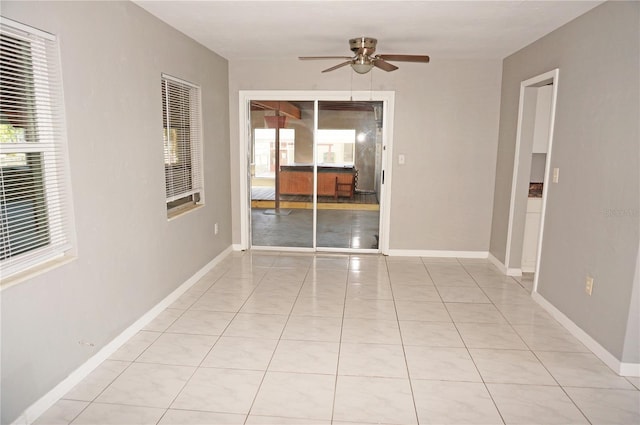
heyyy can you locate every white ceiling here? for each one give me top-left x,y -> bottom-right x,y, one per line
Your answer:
135,0 -> 604,61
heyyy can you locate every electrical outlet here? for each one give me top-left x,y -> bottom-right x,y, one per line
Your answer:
585,276 -> 594,296
552,167 -> 560,183
214,223 -> 219,235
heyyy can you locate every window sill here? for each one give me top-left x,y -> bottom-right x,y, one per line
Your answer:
0,254 -> 77,292
167,202 -> 204,221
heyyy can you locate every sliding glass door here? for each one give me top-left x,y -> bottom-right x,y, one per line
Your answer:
247,96 -> 385,252
316,101 -> 382,249
249,101 -> 314,247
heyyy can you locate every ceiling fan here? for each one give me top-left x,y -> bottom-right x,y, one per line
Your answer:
299,37 -> 430,74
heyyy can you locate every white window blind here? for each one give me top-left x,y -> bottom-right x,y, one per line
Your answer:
161,74 -> 203,213
0,17 -> 73,278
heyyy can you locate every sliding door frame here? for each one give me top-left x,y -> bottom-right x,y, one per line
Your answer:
238,90 -> 395,254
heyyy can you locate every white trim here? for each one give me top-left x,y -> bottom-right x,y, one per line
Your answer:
488,252 -> 507,273
532,292 -> 639,377
1,255 -> 75,292
488,252 -> 522,275
238,96 -> 251,250
160,72 -> 200,89
521,264 -> 535,273
507,268 -> 523,277
532,70 -> 560,293
250,246 -> 315,253
313,100 -> 319,249
379,94 -> 395,255
505,69 -> 559,294
238,90 -> 395,254
0,16 -> 56,41
317,247 -> 379,255
10,414 -> 27,425
620,363 -> 640,377
504,82 -> 527,269
232,244 -> 244,251
14,246 -> 233,425
387,249 -> 489,259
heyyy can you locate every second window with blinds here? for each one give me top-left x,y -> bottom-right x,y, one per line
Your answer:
161,74 -> 204,218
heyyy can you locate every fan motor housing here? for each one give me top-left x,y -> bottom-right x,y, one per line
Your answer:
350,37 -> 377,55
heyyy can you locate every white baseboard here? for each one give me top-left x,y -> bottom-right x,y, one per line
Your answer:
387,249 -> 489,259
488,253 -> 522,276
532,291 -> 639,377
521,264 -> 535,273
620,362 -> 640,377
488,252 -> 507,273
13,246 -> 233,425
507,268 -> 523,277
232,244 -> 244,251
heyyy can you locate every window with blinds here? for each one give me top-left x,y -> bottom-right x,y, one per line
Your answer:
161,74 -> 204,216
0,17 -> 73,279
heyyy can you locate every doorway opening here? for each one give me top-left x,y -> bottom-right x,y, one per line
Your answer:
505,69 -> 559,293
239,91 -> 394,254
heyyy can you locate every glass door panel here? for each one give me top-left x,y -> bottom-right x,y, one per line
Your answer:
249,101 -> 315,248
316,101 -> 382,249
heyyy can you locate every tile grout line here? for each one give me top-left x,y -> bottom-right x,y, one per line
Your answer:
150,252 -> 286,423
65,261 -> 236,425
458,259 -> 594,425
43,253 -> 635,424
388,256 -> 421,425
328,255 -> 351,425
64,268 -> 228,425
155,253 -> 262,424
243,257 -> 314,424
528,351 -> 594,424
432,257 -> 508,425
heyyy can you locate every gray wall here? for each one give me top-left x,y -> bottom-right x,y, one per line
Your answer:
0,2 -> 231,423
490,1 -> 639,362
229,59 -> 502,251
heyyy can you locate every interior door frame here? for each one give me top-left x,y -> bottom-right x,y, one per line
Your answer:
504,69 -> 559,294
238,90 -> 395,254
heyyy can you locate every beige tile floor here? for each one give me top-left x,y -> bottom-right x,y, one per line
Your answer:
34,252 -> 640,425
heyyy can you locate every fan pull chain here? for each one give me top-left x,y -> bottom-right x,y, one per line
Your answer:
370,68 -> 374,100
350,68 -> 354,101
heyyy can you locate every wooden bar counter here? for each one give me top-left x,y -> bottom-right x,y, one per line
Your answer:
279,165 -> 356,199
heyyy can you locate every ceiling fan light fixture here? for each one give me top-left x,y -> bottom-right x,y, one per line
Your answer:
300,37 -> 430,74
351,63 -> 373,74
351,56 -> 373,74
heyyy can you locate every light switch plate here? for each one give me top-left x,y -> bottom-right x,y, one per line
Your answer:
398,154 -> 405,165
552,167 -> 559,183
585,276 -> 594,296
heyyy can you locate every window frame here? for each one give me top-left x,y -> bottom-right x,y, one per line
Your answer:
252,127 -> 296,178
316,128 -> 356,166
0,17 -> 75,282
161,73 -> 204,218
